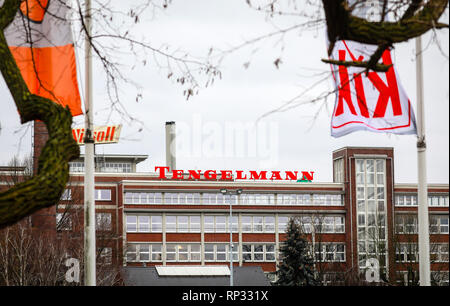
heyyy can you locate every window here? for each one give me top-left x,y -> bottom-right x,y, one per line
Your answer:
216,216 -> 227,232
278,216 -> 289,233
60,189 -> 72,200
242,216 -> 252,232
126,244 -> 137,261
241,194 -> 275,205
395,215 -> 418,234
95,189 -> 111,201
312,194 -> 343,206
96,213 -> 112,231
124,192 -> 162,204
297,194 -> 311,205
430,215 -> 449,234
190,244 -> 201,261
205,245 -> 214,261
126,215 -> 137,232
98,247 -> 112,265
165,215 -> 201,233
126,244 -> 162,262
204,215 -> 238,233
56,212 -> 72,231
69,162 -> 84,172
264,216 -> 275,232
138,216 -> 150,232
314,243 -> 346,262
396,243 -> 418,263
203,193 -> 233,205
300,216 -> 312,233
174,193 -> 201,205
241,215 -> 275,233
178,216 -> 189,233
216,244 -> 227,261
241,244 -> 276,262
430,244 -> 449,262
126,215 -> 162,233
151,244 -> 162,261
151,216 -> 162,232
165,244 -> 201,262
395,195 -> 418,206
429,195 -> 449,207
431,271 -> 449,286
100,162 -> 131,173
204,216 -> 214,232
190,216 -> 201,232
166,216 -> 176,232
333,158 -> 344,183
253,216 -> 263,232
356,158 -> 387,270
396,194 -> 449,207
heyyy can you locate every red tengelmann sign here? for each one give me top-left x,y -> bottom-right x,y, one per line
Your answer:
154,166 -> 314,181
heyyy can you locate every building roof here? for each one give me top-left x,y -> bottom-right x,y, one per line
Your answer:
155,265 -> 230,276
122,266 -> 271,286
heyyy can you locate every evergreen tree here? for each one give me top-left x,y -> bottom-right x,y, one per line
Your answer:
276,217 -> 318,286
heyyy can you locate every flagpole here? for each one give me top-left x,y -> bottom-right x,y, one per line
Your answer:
84,0 -> 96,286
415,36 -> 431,286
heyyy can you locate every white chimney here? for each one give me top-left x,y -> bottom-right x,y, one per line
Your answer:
165,121 -> 176,171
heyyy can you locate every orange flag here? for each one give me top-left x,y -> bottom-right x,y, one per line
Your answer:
5,0 -> 82,116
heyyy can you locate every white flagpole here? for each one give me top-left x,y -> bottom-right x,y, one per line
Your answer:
84,0 -> 96,286
415,36 -> 431,286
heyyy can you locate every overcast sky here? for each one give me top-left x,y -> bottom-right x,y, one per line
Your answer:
0,0 -> 448,184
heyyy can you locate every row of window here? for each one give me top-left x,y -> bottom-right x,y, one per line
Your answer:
395,243 -> 449,263
60,189 -> 112,201
285,216 -> 345,234
395,215 -> 449,234
126,243 -> 275,263
124,192 -> 343,206
56,212 -> 112,231
125,214 -> 346,234
396,271 -> 449,286
69,162 -> 132,173
395,194 -> 449,207
126,242 -> 347,263
314,243 -> 346,262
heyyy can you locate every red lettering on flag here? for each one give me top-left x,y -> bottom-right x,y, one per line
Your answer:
335,50 -> 357,116
368,51 -> 402,118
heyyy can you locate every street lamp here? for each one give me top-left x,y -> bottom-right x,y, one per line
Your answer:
220,188 -> 242,286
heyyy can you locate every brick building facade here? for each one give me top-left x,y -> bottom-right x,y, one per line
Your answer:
46,146 -> 448,285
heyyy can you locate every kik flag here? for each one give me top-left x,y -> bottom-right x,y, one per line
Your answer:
328,0 -> 416,137
329,40 -> 417,137
4,0 -> 82,116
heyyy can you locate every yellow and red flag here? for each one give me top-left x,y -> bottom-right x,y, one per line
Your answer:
4,0 -> 82,116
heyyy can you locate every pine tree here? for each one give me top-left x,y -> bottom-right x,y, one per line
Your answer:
276,217 -> 318,286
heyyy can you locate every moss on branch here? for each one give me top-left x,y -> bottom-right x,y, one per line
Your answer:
0,0 -> 80,229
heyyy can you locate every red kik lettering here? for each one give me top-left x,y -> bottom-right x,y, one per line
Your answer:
368,51 -> 402,118
335,50 -> 357,116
